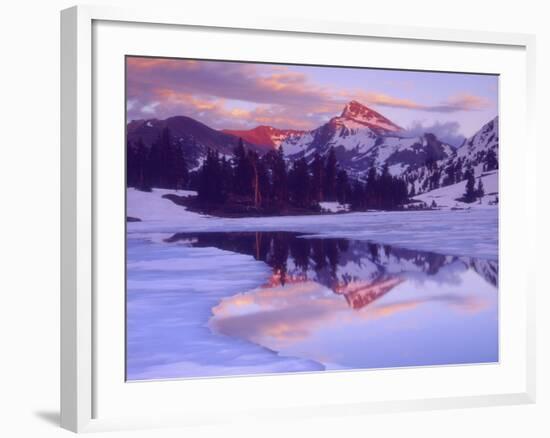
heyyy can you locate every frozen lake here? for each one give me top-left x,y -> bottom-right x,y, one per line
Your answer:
126,205 -> 498,380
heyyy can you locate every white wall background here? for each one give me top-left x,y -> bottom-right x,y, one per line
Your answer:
0,0 -> 547,436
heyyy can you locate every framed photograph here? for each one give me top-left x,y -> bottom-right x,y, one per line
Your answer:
61,5 -> 536,433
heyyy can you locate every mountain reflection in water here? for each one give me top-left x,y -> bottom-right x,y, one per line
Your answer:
165,231 -> 499,369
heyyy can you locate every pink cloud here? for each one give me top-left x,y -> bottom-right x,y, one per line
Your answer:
126,57 -> 493,130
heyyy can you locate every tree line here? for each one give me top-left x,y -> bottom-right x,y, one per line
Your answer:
127,127 -> 189,191
127,127 -> 411,213
197,139 -> 409,212
461,168 -> 485,203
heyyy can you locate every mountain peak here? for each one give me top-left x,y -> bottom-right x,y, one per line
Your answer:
339,100 -> 402,133
341,100 -> 372,118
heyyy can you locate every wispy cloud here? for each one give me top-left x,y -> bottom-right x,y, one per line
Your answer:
350,91 -> 490,113
354,92 -> 425,109
126,57 -> 494,131
428,93 -> 491,112
401,120 -> 466,147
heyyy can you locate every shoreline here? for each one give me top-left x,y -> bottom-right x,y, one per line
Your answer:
126,188 -> 499,260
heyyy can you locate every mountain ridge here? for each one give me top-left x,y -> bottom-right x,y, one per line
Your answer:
127,101 -> 498,198
221,125 -> 306,150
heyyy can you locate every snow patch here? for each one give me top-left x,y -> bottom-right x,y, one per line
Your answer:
127,188 -> 201,221
319,202 -> 349,213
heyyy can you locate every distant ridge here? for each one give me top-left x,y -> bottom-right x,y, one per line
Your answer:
222,125 -> 306,150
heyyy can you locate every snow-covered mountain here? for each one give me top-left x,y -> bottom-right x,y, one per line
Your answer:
455,116 -> 499,170
404,116 -> 499,197
127,101 -> 456,177
221,125 -> 306,150
279,101 -> 454,178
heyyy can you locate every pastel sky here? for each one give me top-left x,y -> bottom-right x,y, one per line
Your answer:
126,56 -> 498,142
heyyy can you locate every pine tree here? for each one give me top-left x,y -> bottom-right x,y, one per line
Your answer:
232,138 -> 253,196
148,136 -> 163,188
197,150 -> 210,202
324,147 -> 338,201
271,146 -> 288,209
365,166 -> 378,208
198,149 -> 224,203
380,164 -> 393,208
425,152 -> 436,171
395,177 -> 408,206
134,138 -> 150,191
350,180 -> 366,211
335,169 -> 350,205
310,153 -> 324,204
127,139 -> 137,188
220,156 -> 233,198
429,163 -> 440,191
288,157 -> 311,208
485,149 -> 498,171
170,142 -> 188,190
443,162 -> 456,187
463,168 -> 477,203
159,127 -> 173,188
256,156 -> 270,205
454,159 -> 464,182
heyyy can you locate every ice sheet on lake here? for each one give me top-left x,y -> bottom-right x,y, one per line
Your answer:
126,238 -> 324,380
127,188 -> 498,260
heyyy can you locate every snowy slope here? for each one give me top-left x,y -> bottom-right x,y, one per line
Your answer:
280,131 -> 314,156
404,116 -> 499,196
339,100 -> 403,133
413,170 -> 498,209
456,116 -> 499,162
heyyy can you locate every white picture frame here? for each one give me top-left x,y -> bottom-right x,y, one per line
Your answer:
60,4 -> 537,433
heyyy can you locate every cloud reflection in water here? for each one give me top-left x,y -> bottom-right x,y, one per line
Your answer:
164,232 -> 498,370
